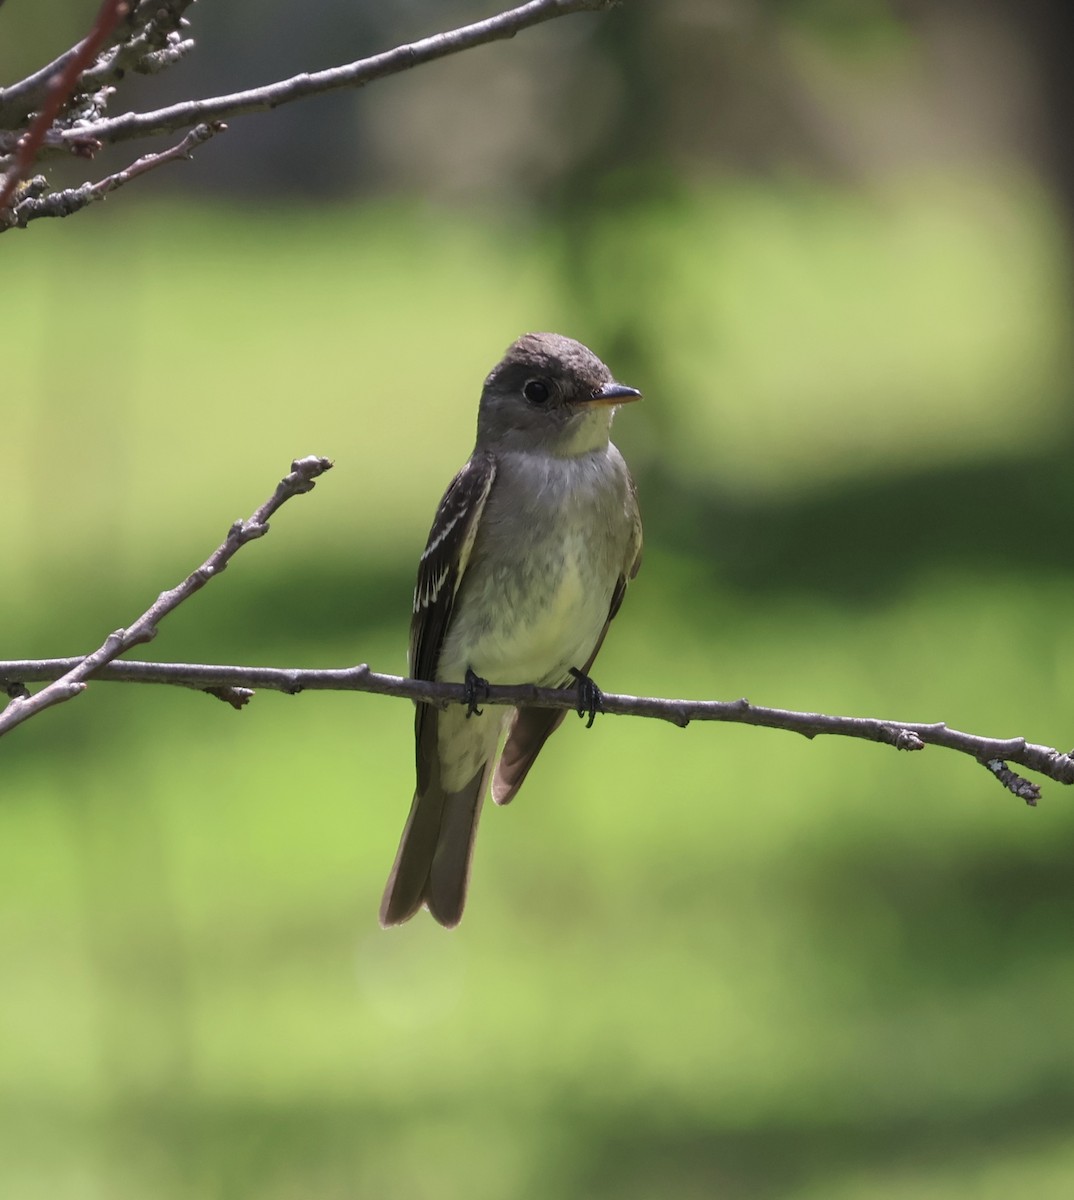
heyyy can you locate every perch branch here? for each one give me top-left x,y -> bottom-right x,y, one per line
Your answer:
0,456 -> 332,738
1,658 -> 1070,804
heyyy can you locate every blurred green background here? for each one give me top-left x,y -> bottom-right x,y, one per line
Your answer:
3,2 -> 1074,1197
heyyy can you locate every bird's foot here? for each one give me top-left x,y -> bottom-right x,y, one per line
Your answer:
568,667 -> 604,729
464,666 -> 491,717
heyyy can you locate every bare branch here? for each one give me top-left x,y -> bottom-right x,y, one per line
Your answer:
0,0 -> 618,228
41,0 -> 619,153
1,656 -> 1070,802
0,456 -> 332,738
7,122 -> 225,228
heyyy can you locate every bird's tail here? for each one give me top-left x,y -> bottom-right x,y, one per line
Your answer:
379,760 -> 493,928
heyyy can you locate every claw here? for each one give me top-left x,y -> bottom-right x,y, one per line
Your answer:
568,667 -> 604,729
464,666 -> 491,717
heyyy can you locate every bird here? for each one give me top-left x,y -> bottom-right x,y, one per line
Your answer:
379,332 -> 643,928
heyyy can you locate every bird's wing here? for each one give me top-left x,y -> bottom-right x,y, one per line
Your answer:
492,469 -> 643,806
615,468 -> 644,611
410,450 -> 497,789
410,449 -> 497,680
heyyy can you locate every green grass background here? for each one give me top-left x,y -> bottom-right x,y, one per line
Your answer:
2,173 -> 1074,1198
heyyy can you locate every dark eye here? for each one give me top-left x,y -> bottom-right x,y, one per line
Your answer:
523,379 -> 550,405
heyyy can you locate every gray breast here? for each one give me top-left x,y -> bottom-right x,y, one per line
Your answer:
436,446 -> 633,685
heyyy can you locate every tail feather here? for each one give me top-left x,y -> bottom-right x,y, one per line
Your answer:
425,761 -> 493,927
380,761 -> 492,929
379,782 -> 446,927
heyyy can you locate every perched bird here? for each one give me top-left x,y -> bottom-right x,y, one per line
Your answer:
380,332 -> 643,928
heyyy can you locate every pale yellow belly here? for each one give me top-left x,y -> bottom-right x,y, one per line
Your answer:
438,534 -> 614,687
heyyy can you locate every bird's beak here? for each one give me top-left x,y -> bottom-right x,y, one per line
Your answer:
583,381 -> 642,408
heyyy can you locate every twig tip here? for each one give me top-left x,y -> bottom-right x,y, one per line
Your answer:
983,757 -> 1041,805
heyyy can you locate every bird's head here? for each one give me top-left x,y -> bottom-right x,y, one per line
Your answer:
476,332 -> 641,456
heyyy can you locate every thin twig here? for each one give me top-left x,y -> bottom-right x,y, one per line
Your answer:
39,0 -> 618,153
1,657 -> 1070,802
7,122 -> 225,228
0,456 -> 332,739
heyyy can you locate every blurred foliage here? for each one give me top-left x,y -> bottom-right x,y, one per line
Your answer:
2,164 -> 1074,1200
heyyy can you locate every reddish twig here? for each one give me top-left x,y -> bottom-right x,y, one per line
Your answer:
0,0 -> 131,215
0,456 -> 332,738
